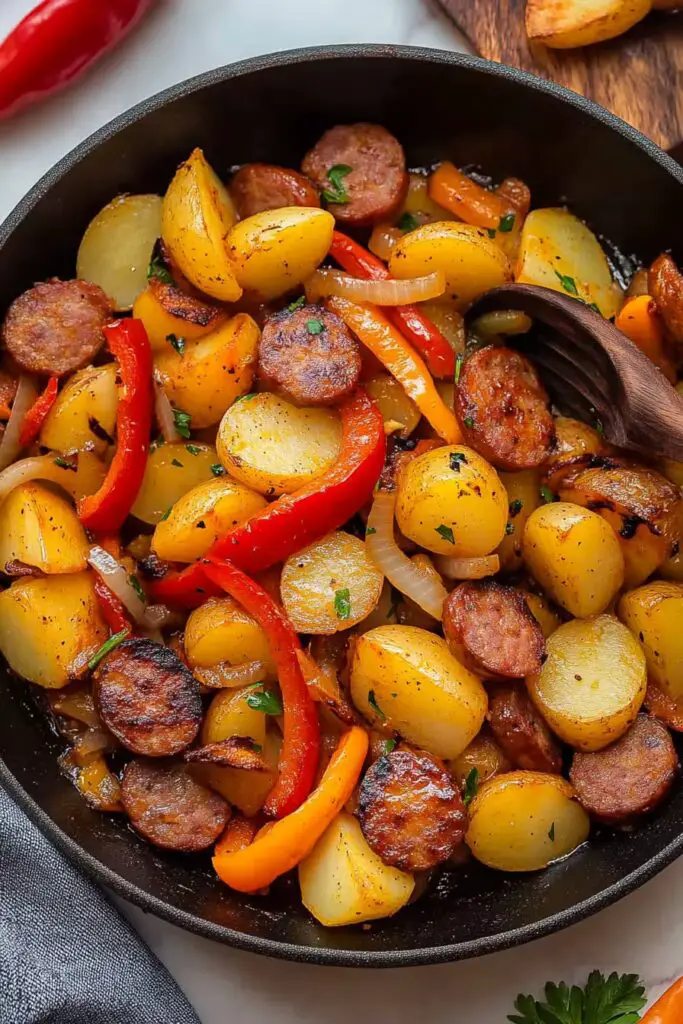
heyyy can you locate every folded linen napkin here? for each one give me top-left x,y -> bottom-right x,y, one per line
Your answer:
0,785 -> 201,1024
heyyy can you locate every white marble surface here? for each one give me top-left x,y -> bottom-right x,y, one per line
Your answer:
1,0 -> 682,1020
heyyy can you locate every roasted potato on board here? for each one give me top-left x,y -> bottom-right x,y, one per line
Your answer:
525,0 -> 651,50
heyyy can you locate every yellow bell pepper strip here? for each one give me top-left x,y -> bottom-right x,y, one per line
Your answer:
429,161 -> 508,230
326,296 -> 462,444
212,725 -> 369,893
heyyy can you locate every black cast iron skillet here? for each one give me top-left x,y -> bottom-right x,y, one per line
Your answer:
2,45 -> 683,968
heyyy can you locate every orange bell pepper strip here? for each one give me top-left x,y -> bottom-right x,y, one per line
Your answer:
429,161 -> 508,230
18,375 -> 59,446
326,296 -> 462,444
641,976 -> 683,1023
615,294 -> 677,383
212,726 -> 368,893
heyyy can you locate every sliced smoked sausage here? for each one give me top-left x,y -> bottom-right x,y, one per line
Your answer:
121,759 -> 229,852
231,163 -> 320,218
93,637 -> 201,757
358,748 -> 466,871
649,253 -> 683,348
570,714 -> 678,823
2,279 -> 112,376
258,303 -> 360,405
443,581 -> 546,679
455,346 -> 554,470
302,123 -> 408,226
488,684 -> 562,774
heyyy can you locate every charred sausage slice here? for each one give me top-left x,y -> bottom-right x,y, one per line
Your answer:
570,714 -> 678,823
184,737 -> 268,771
231,163 -> 320,218
258,304 -> 360,405
121,759 -> 229,852
358,748 -> 466,871
488,684 -> 562,773
2,279 -> 112,376
455,346 -> 554,470
443,581 -> 546,679
649,253 -> 683,348
302,123 -> 408,226
93,637 -> 201,757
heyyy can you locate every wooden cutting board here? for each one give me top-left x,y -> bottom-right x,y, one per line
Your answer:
436,0 -> 683,151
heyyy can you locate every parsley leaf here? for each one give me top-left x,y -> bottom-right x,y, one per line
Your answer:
548,822 -> 555,841
450,451 -> 467,472
54,456 -> 76,470
383,738 -> 397,754
171,458 -> 183,468
185,444 -> 201,456
509,498 -> 523,517
172,407 -> 191,439
594,418 -> 605,437
322,164 -> 353,205
499,212 -> 516,233
128,575 -> 145,602
211,463 -> 226,477
288,295 -> 306,312
245,688 -> 283,716
509,971 -> 646,1024
454,352 -> 464,384
368,689 -> 386,720
365,526 -> 376,536
397,211 -> 419,232
555,271 -> 579,296
160,506 -> 173,521
463,416 -> 474,429
585,301 -> 602,315
487,228 -> 497,239
166,333 -> 185,356
540,484 -> 555,504
505,522 -> 515,535
334,588 -> 351,619
307,318 -> 324,335
88,629 -> 130,672
147,256 -> 173,285
235,392 -> 257,404
435,524 -> 455,544
463,767 -> 479,806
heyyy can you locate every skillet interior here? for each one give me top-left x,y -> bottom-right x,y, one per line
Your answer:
2,46 -> 683,967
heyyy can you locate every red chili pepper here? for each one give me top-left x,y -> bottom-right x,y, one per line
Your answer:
93,577 -> 131,635
202,557 -> 320,819
78,318 -> 153,534
149,388 -> 385,607
0,0 -> 156,119
18,375 -> 58,446
329,230 -> 455,378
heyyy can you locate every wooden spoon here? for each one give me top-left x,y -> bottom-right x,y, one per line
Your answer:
466,283 -> 683,461
436,0 -> 683,151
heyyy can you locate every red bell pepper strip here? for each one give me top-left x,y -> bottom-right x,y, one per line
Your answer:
329,230 -> 455,378
19,375 -> 58,446
202,557 -> 320,819
93,577 -> 131,635
78,318 -> 153,534
0,0 -> 156,120
149,388 -> 385,607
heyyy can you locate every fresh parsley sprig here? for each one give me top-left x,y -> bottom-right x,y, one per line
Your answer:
509,971 -> 646,1024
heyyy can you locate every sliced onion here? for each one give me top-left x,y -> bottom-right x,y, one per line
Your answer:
0,375 -> 38,472
366,490 -> 448,620
88,545 -> 147,624
435,554 -> 501,580
194,659 -> 267,690
368,224 -> 402,262
144,603 -> 178,631
72,727 -> 113,765
154,378 -> 180,442
0,453 -> 104,505
306,268 -> 446,306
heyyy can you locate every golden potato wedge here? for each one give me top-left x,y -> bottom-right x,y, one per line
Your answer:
527,614 -> 647,751
526,0 -> 651,49
466,772 -> 590,872
543,416 -> 604,491
185,596 -> 276,679
131,442 -> 217,525
299,811 -> 415,927
280,531 -> 384,634
201,686 -> 267,748
227,206 -> 334,299
132,279 -> 225,351
522,502 -> 624,617
618,581 -> 683,702
0,573 -> 108,688
524,591 -> 563,639
516,208 -> 622,319
660,548 -> 683,583
151,476 -> 266,563
191,730 -> 280,817
217,392 -> 342,497
350,625 -> 488,759
389,221 -> 512,309
161,148 -> 241,301
76,194 -> 162,311
395,445 -> 508,557
497,469 -> 541,573
449,730 -> 511,788
154,313 -> 259,429
0,482 -> 89,574
40,364 -> 118,456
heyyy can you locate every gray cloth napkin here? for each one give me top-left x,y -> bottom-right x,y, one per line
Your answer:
0,785 -> 201,1024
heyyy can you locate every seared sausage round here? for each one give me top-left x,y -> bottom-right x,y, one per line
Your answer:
93,637 -> 201,757
2,279 -> 112,376
121,759 -> 229,852
488,684 -> 562,773
258,304 -> 361,405
301,123 -> 408,226
570,715 -> 678,823
149,277 -> 224,331
443,581 -> 546,679
455,346 -> 554,470
231,163 -> 320,218
649,253 -> 683,348
358,748 -> 466,871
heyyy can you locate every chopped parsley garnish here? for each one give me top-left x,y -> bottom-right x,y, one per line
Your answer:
160,506 -> 173,521
365,526 -> 376,536
509,498 -> 524,517
505,522 -> 515,535
235,392 -> 257,404
540,485 -> 555,504
211,463 -> 226,477
288,295 -> 306,312
54,456 -> 76,470
334,588 -> 351,620
166,333 -> 186,356
185,444 -> 201,456
397,211 -> 419,232
306,318 -> 325,335
555,271 -> 579,296
487,228 -> 497,239
454,352 -> 465,384
585,301 -> 602,315
172,407 -> 192,438
463,416 -> 474,429
147,256 -> 173,285
368,689 -> 386,720
594,418 -> 605,437
499,212 -> 516,233
463,767 -> 479,806
322,164 -> 353,205
88,629 -> 130,672
171,458 -> 183,468
435,524 -> 455,544
128,575 -> 145,602
548,822 -> 556,842
508,970 -> 646,1024
450,451 -> 467,472
245,688 -> 283,716
196,520 -> 206,529
384,738 -> 397,755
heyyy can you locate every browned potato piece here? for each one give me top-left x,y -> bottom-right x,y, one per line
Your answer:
525,0 -> 651,49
